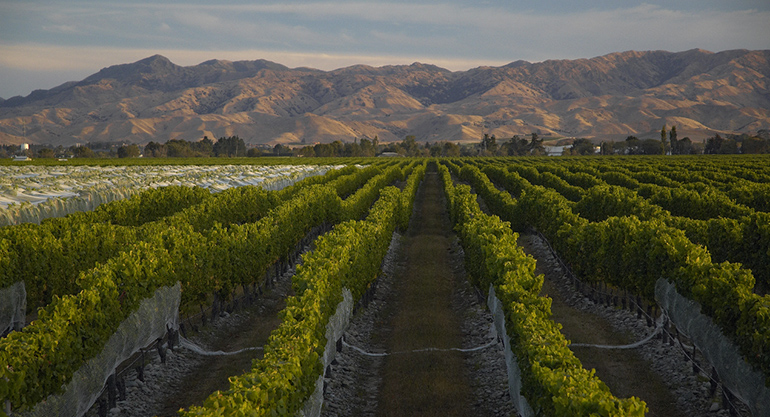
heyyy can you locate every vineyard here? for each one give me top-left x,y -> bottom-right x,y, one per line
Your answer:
0,156 -> 769,416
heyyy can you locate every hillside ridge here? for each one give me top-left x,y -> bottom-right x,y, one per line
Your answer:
1,49 -> 768,146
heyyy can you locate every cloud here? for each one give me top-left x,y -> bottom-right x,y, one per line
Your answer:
1,1 -> 768,97
42,24 -> 81,34
0,43 -> 510,73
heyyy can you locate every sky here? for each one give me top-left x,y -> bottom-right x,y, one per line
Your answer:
1,0 -> 769,100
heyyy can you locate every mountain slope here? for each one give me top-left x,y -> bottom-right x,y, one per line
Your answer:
1,49 -> 768,146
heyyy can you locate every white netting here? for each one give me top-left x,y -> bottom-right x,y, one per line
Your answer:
0,165 -> 341,226
299,288 -> 354,417
0,281 -> 26,335
0,188 -> 139,226
655,278 -> 770,416
17,282 -> 181,417
487,285 -> 533,417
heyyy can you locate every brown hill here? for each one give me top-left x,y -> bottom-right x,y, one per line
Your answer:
1,49 -> 768,146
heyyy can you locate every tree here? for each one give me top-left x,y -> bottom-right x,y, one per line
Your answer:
71,145 -> 94,158
503,135 -> 528,156
402,135 -> 419,156
117,144 -> 140,158
640,138 -> 664,155
343,142 -> 362,157
443,141 -> 461,157
660,125 -> 667,155
720,138 -> 739,154
669,125 -> 678,154
705,134 -> 725,154
273,144 -> 292,156
480,134 -> 498,155
37,148 -> 55,158
144,141 -> 166,157
329,140 -> 344,157
623,136 -> 641,155
569,138 -> 596,155
247,147 -> 263,157
166,139 -> 194,157
213,136 -> 246,157
529,133 -> 545,155
192,136 -> 214,156
741,136 -> 769,154
429,143 -> 442,157
678,137 -> 695,154
359,138 -> 376,157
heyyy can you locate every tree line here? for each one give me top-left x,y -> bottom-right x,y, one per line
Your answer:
4,128 -> 769,159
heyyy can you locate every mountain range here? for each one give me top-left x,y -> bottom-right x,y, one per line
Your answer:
1,48 -> 768,147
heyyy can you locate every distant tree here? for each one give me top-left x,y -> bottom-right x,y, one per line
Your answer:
247,147 -> 263,157
503,135 -> 528,156
165,139 -> 194,157
669,125 -> 678,154
640,138 -> 664,155
214,136 -> 246,157
296,146 -> 315,157
443,141 -> 461,157
624,136 -> 641,155
402,135 -> 419,156
569,138 -> 596,155
144,141 -> 166,157
480,134 -> 498,155
704,134 -> 725,154
660,125 -> 667,155
343,142 -> 362,157
273,144 -> 291,156
741,136 -> 769,154
678,137 -> 695,154
192,136 -> 214,156
359,138 -> 377,157
117,144 -> 141,158
71,145 -> 95,158
720,138 -> 739,154
312,143 -> 331,157
429,143 -> 442,157
37,148 -> 55,158
329,140 -> 344,157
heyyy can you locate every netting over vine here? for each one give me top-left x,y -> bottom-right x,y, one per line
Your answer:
18,283 -> 181,417
300,288 -> 354,417
488,285 -> 533,417
0,281 -> 25,335
656,278 -> 770,416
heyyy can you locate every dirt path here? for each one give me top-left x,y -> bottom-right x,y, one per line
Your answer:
517,233 -> 685,417
156,278 -> 292,415
376,171 -> 473,416
84,262 -> 298,417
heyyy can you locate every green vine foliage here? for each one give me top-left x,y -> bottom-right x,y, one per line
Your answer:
0,164 -> 397,414
181,164 -> 424,416
439,162 -> 647,416
470,158 -> 770,387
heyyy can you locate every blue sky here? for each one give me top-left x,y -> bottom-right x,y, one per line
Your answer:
1,0 -> 769,99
